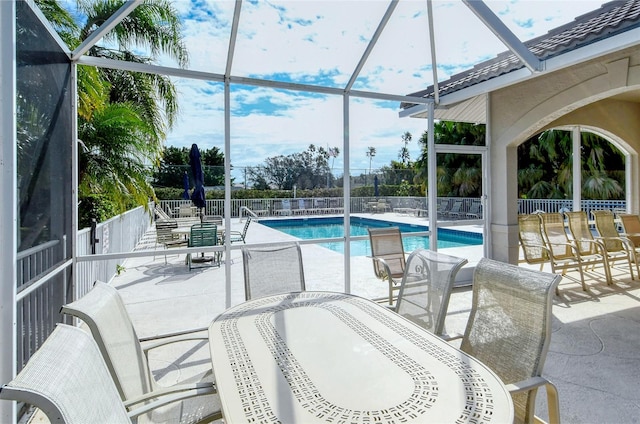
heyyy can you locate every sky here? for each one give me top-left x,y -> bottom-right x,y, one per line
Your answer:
69,0 -> 607,182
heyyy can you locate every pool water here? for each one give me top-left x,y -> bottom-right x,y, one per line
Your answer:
260,217 -> 482,256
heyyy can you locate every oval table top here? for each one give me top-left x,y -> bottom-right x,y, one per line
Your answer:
209,291 -> 513,424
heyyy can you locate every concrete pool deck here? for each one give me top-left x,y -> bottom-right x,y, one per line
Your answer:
48,212 -> 640,423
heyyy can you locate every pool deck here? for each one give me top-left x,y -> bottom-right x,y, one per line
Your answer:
52,212 -> 640,424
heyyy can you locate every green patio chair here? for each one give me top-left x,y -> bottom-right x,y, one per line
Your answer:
187,223 -> 221,270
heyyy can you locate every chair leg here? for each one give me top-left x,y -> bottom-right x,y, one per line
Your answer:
532,381 -> 561,424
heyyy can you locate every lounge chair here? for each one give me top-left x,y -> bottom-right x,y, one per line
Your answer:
565,211 -> 634,280
293,198 -> 308,215
187,223 -> 220,270
154,204 -> 171,220
242,242 -> 305,300
460,258 -> 561,424
225,216 -> 252,244
368,227 -> 406,305
618,213 -> 640,248
275,199 -> 291,216
394,249 -> 467,339
0,324 -> 197,424
466,200 -> 482,218
445,199 -> 464,219
539,212 -> 610,290
60,282 -> 222,423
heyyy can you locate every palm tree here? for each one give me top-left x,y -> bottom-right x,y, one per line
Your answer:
366,146 -> 376,174
38,0 -> 189,220
399,132 -> 412,166
518,130 -> 625,199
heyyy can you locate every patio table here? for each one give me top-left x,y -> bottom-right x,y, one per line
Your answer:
209,291 -> 513,423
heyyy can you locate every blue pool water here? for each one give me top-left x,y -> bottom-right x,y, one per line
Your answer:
260,217 -> 482,256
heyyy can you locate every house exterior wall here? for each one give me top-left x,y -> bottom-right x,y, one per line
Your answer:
487,46 -> 640,263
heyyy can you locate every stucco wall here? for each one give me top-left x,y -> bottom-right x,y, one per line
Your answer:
487,46 -> 640,263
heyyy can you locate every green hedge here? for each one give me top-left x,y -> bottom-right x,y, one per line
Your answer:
154,185 -> 423,200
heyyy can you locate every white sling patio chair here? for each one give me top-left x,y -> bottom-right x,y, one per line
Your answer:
460,258 -> 561,424
368,226 -> 406,305
0,324 -> 213,424
394,248 -> 467,339
60,281 -> 222,424
242,242 -> 306,300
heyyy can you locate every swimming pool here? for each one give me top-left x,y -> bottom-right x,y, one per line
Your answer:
260,216 -> 482,256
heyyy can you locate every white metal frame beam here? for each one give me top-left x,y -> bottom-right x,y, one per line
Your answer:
463,0 -> 543,73
71,0 -> 142,61
0,1 -> 17,422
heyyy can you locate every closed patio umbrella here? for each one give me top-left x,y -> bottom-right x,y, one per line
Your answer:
182,171 -> 190,200
374,175 -> 379,198
190,144 -> 206,212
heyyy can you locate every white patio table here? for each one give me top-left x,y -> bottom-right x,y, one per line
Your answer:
209,291 -> 513,423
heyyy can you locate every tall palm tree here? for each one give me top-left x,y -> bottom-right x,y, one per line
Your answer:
37,0 -> 189,218
366,146 -> 376,174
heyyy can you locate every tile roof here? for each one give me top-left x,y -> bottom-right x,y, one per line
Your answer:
402,0 -> 640,108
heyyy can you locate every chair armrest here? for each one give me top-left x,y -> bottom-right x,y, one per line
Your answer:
440,332 -> 463,342
370,256 -> 394,282
505,376 -> 549,393
139,326 -> 208,342
505,376 -> 560,424
139,328 -> 208,352
125,382 -> 222,421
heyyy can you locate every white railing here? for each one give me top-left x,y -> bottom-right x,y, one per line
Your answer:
75,204 -> 153,299
517,199 -> 627,218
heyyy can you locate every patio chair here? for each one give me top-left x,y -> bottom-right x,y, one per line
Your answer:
178,204 -> 195,218
275,199 -> 291,216
592,210 -> 639,278
225,216 -> 252,244
155,219 -> 188,264
565,211 -> 633,280
540,212 -> 611,290
394,249 -> 467,339
187,223 -> 221,270
0,324 -> 183,424
60,282 -> 222,423
445,199 -> 464,219
466,200 -> 482,218
518,214 -> 551,271
154,204 -> 171,220
618,213 -> 640,248
368,227 -> 406,305
437,199 -> 453,218
201,214 -> 223,225
460,258 -> 561,424
242,242 -> 306,300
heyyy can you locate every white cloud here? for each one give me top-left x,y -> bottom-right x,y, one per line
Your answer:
165,0 -> 605,181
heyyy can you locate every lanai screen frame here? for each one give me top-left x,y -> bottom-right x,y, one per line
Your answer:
1,1 -> 544,421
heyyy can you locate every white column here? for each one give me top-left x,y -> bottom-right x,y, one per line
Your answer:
0,1 -> 17,422
572,127 -> 582,211
427,102 -> 438,251
343,94 -> 351,294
